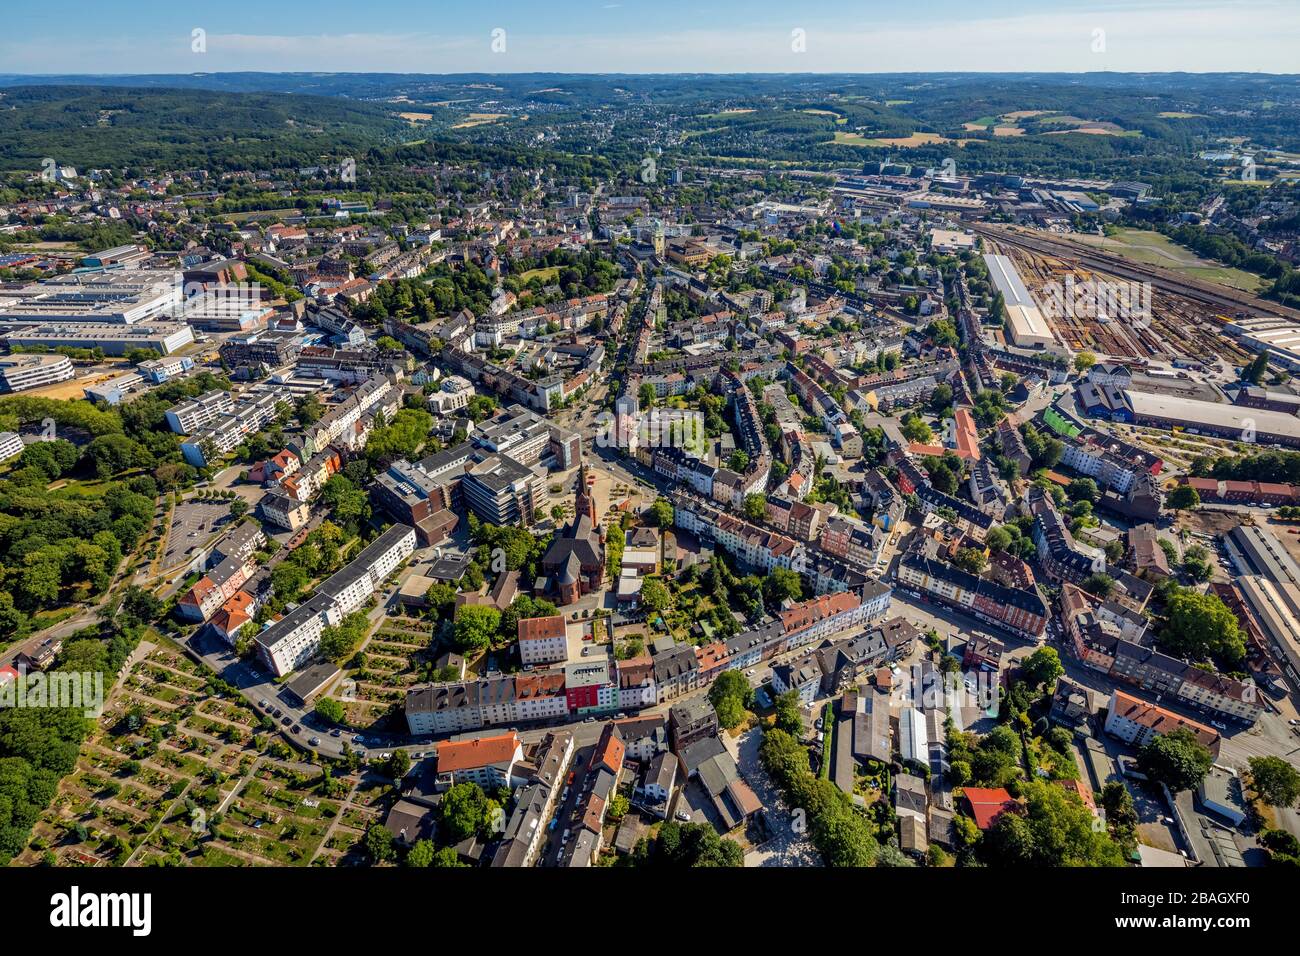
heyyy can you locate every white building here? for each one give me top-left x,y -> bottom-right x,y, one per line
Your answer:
517,614 -> 569,666
436,732 -> 525,790
256,524 -> 416,675
0,354 -> 75,392
0,431 -> 24,463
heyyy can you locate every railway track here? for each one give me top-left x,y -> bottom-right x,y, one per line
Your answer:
975,223 -> 1299,323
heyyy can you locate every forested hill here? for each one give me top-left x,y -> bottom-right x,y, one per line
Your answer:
0,86 -> 408,173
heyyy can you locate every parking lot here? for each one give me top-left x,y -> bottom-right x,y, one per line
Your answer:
162,500 -> 237,570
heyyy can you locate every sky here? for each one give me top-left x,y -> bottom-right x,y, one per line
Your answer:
3,0 -> 1298,74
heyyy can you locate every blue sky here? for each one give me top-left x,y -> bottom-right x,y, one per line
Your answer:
4,0 -> 1297,73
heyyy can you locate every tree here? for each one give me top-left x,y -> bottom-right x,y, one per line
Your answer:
639,577 -> 672,613
710,670 -> 755,711
1249,756 -> 1300,808
981,780 -> 1127,866
714,696 -> 746,729
985,526 -> 1013,553
1137,728 -> 1214,793
1082,573 -> 1116,599
453,604 -> 502,652
763,566 -> 803,606
1161,589 -> 1245,668
655,820 -> 745,866
431,845 -> 468,867
727,450 -> 750,473
1074,351 -> 1097,374
1020,647 -> 1064,691
387,749 -> 412,781
365,824 -> 396,864
952,547 -> 987,574
1067,478 -> 1098,503
318,611 -> 369,663
406,839 -> 436,867
772,691 -> 805,738
929,383 -> 954,413
441,782 -> 497,842
742,493 -> 767,522
1166,484 -> 1200,511
314,697 -> 346,725
648,498 -> 674,528
901,415 -> 933,444
607,794 -> 630,823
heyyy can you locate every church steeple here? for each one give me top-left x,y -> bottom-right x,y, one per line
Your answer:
574,463 -> 597,524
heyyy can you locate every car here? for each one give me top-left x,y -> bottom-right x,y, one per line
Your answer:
309,736 -> 321,746
1210,720 -> 1227,730
272,708 -> 283,718
675,809 -> 691,822
562,786 -> 570,801
259,699 -> 270,709
330,729 -> 342,737
380,752 -> 393,760
281,716 -> 291,726
614,713 -> 627,720
353,734 -> 366,744
584,716 -> 596,723
1289,719 -> 1299,726
291,725 -> 301,734
356,751 -> 367,760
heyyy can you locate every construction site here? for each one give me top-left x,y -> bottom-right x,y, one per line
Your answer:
977,225 -> 1266,367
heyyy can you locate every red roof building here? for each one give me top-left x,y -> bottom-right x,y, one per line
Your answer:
963,787 -> 1017,830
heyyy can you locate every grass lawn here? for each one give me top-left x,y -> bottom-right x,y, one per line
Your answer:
519,265 -> 561,283
1073,228 -> 1266,292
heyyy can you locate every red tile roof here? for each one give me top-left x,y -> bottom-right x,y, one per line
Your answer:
437,732 -> 520,773
963,787 -> 1016,830
517,614 -> 566,643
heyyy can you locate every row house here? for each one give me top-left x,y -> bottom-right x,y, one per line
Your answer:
259,490 -> 312,531
652,643 -> 701,703
177,553 -> 256,622
278,448 -> 341,502
1060,585 -> 1260,723
1028,486 -> 1103,585
815,617 -> 920,694
1060,429 -> 1162,494
765,495 -> 827,541
1103,690 -> 1221,757
818,515 -> 886,570
896,554 -> 1048,639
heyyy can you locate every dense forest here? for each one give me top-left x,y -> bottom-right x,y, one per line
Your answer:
0,86 -> 407,173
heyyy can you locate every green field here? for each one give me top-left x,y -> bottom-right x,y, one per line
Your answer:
519,265 -> 561,283
1073,228 -> 1266,293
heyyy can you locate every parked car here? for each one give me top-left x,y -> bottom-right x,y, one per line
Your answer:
309,736 -> 321,746
259,700 -> 270,709
675,809 -> 691,821
281,716 -> 291,726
